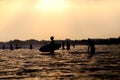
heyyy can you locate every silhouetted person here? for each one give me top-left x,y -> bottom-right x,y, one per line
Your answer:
10,44 -> 13,50
62,41 -> 65,50
3,44 -> 5,50
50,36 -> 55,56
30,44 -> 33,49
87,38 -> 95,58
66,41 -> 70,50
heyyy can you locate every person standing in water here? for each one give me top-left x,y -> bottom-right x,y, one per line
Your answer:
50,36 -> 55,56
66,41 -> 70,50
3,44 -> 5,50
10,44 -> 13,50
87,38 -> 95,58
30,44 -> 33,49
62,41 -> 65,50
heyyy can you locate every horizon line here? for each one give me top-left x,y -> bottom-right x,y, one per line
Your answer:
0,37 -> 120,42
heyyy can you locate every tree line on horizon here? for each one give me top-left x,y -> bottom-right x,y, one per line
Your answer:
0,37 -> 120,46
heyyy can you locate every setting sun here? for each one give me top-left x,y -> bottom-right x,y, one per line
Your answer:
35,0 -> 70,12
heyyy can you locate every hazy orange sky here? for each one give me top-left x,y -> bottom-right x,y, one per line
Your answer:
0,0 -> 120,41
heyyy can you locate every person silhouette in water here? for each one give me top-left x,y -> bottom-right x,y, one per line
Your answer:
66,41 -> 70,50
87,38 -> 95,58
10,44 -> 13,50
50,36 -> 55,56
30,44 -> 33,49
62,41 -> 65,50
3,44 -> 5,50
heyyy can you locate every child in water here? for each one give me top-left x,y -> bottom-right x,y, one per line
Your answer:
87,38 -> 95,58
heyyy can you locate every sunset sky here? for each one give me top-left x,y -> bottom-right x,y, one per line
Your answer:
0,0 -> 120,41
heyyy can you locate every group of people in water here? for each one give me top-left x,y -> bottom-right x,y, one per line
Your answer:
1,36 -> 95,58
49,36 -> 95,58
50,36 -> 95,58
61,41 -> 71,50
2,44 -> 33,50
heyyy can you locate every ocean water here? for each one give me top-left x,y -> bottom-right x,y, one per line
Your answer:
0,45 -> 119,80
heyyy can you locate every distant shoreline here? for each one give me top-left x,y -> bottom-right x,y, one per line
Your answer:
0,37 -> 120,45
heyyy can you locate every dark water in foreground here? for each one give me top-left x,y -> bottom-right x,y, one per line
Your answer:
0,45 -> 120,80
